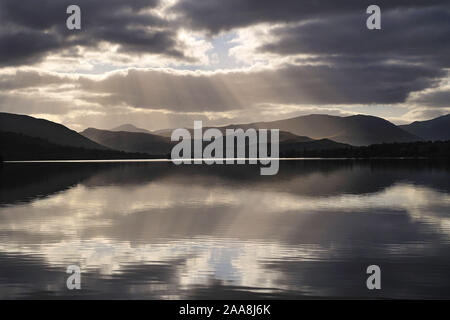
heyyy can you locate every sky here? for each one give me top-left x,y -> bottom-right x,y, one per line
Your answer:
0,0 -> 449,131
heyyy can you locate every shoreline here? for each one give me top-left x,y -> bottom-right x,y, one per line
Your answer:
3,156 -> 447,163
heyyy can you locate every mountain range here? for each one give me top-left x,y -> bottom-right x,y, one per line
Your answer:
154,114 -> 423,146
400,114 -> 450,141
80,127 -> 349,155
1,111 -> 450,160
81,128 -> 173,155
226,114 -> 421,146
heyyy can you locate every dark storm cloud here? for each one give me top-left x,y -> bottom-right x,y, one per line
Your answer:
75,62 -> 443,112
172,0 -> 448,34
410,89 -> 450,108
171,0 -> 450,110
0,0 -> 186,66
0,30 -> 63,66
1,0 -> 449,114
2,59 -> 442,113
262,6 -> 450,68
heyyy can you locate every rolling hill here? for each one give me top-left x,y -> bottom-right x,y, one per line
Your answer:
80,128 -> 174,155
80,127 -> 348,156
400,114 -> 450,141
0,112 -> 106,150
248,114 -> 421,146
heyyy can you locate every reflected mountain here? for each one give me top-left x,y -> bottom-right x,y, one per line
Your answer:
2,160 -> 450,206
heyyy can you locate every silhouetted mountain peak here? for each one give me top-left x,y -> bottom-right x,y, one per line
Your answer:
110,124 -> 152,134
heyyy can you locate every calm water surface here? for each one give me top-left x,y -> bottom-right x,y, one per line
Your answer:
1,160 -> 450,299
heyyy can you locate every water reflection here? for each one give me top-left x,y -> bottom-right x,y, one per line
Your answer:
0,160 -> 450,299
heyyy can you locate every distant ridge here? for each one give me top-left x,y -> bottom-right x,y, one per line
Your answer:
400,114 -> 450,141
155,114 -> 421,146
154,127 -> 314,143
111,124 -> 152,134
81,127 -> 349,156
247,114 -> 421,146
80,128 -> 173,155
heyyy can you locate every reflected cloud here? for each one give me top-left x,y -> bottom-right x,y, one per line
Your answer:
1,160 -> 450,298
